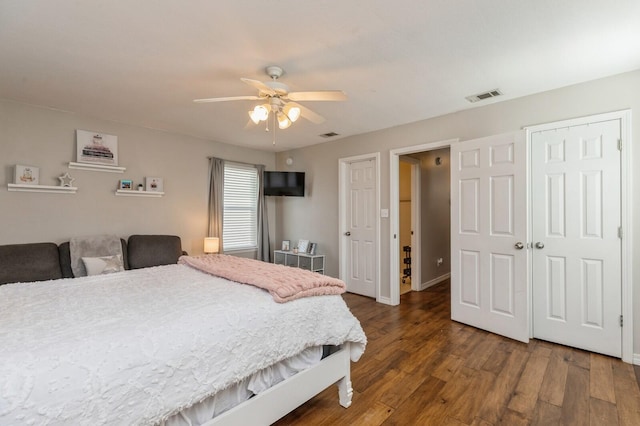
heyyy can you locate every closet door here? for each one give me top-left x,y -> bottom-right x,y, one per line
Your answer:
451,131 -> 528,343
531,119 -> 622,357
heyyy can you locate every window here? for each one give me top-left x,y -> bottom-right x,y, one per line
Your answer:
223,162 -> 258,251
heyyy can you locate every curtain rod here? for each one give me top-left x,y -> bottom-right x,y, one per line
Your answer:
207,156 -> 265,168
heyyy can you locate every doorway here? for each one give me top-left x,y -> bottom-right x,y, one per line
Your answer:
390,139 -> 457,306
398,157 -> 419,295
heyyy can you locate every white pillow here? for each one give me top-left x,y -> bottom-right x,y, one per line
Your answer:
82,254 -> 124,276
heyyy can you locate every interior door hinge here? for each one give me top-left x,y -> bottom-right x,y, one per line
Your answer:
618,139 -> 622,151
618,227 -> 623,239
620,315 -> 623,327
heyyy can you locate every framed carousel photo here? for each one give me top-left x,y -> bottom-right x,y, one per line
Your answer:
14,165 -> 39,185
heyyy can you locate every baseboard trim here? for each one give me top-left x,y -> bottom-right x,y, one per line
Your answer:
633,353 -> 640,366
377,296 -> 393,306
420,273 -> 451,291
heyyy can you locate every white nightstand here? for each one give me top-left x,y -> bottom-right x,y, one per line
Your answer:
273,250 -> 325,274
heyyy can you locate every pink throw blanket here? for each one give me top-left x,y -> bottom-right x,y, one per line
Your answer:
178,254 -> 346,303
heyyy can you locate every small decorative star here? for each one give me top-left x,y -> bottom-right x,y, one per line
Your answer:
58,172 -> 75,187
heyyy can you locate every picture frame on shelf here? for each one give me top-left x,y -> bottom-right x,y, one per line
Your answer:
282,240 -> 290,251
297,239 -> 309,253
14,165 -> 39,185
308,242 -> 317,255
119,179 -> 133,190
145,177 -> 163,192
76,130 -> 118,166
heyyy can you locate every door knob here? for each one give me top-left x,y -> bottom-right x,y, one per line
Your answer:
535,242 -> 545,249
514,242 -> 524,250
344,231 -> 351,236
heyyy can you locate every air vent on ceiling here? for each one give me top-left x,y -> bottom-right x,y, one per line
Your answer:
319,132 -> 340,138
465,89 -> 503,103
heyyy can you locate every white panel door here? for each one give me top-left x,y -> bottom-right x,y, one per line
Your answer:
451,131 -> 528,343
531,120 -> 621,357
345,159 -> 377,297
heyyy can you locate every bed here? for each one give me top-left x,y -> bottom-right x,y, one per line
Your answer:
0,253 -> 366,425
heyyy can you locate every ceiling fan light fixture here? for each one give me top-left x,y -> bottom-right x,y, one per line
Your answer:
249,104 -> 269,124
248,110 -> 261,124
195,66 -> 340,137
284,105 -> 301,123
277,112 -> 292,129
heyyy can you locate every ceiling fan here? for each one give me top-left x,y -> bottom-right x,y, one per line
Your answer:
194,66 -> 347,130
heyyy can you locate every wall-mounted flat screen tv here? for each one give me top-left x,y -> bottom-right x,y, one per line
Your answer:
263,171 -> 305,196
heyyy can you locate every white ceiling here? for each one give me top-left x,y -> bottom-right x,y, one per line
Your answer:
1,1 -> 640,152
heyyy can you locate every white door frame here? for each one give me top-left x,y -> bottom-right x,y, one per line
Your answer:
525,109 -> 633,363
338,152 -> 381,301
390,139 -> 458,306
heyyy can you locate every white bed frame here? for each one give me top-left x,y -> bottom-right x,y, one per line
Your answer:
206,342 -> 354,426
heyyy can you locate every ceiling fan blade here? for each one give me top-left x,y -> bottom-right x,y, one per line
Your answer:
194,95 -> 260,103
287,90 -> 347,102
288,102 -> 325,124
241,78 -> 276,96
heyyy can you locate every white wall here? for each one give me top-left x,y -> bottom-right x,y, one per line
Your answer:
0,99 -> 276,255
276,69 -> 640,356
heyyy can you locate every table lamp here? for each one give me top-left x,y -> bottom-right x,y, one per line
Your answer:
204,237 -> 220,254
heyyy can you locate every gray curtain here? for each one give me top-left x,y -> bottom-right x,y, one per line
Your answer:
256,164 -> 271,262
207,157 -> 224,250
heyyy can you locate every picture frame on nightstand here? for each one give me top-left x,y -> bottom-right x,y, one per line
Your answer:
308,242 -> 317,255
297,239 -> 309,253
282,240 -> 290,251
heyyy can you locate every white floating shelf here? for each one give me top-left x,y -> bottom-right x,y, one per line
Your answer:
69,162 -> 126,173
115,190 -> 164,198
8,183 -> 77,194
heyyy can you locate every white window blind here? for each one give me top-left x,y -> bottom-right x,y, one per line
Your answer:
223,162 -> 258,251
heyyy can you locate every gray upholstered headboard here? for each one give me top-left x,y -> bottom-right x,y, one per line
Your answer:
127,235 -> 184,269
0,235 -> 184,285
0,243 -> 63,285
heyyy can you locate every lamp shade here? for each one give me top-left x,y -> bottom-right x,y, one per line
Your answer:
284,104 -> 301,122
277,112 -> 291,129
204,237 -> 220,254
248,104 -> 269,124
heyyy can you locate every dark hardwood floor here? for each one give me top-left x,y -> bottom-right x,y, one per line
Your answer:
276,281 -> 640,425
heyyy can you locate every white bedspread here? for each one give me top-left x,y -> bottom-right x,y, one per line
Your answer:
0,264 -> 366,425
